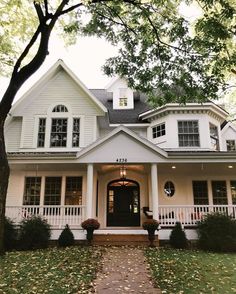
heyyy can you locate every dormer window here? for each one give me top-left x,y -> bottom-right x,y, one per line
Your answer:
178,120 -> 200,147
52,104 -> 68,112
119,88 -> 128,107
119,97 -> 128,107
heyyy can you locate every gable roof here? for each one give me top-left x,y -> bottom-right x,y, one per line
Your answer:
10,59 -> 107,116
76,125 -> 167,163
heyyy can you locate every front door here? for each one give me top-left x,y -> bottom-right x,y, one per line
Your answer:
107,179 -> 140,227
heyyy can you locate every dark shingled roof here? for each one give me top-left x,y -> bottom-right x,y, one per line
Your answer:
90,89 -> 152,124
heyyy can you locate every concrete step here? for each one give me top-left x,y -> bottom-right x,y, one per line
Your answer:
92,234 -> 159,246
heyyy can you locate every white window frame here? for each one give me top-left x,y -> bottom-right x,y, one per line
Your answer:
178,120 -> 200,147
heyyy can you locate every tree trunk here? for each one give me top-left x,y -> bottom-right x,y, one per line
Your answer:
0,119 -> 10,255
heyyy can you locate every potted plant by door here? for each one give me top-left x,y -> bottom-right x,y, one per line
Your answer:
142,219 -> 159,247
81,218 -> 100,245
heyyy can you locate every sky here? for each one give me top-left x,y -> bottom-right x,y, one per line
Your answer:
0,2 -> 206,103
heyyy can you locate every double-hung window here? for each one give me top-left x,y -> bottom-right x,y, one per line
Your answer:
23,177 -> 41,205
50,118 -> 68,147
209,123 -> 219,150
178,120 -> 200,147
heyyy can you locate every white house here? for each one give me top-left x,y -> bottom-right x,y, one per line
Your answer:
4,60 -> 236,241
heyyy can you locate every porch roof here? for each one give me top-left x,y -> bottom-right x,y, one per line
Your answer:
76,125 -> 168,163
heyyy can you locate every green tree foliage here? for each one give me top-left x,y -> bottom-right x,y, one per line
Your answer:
19,216 -> 51,250
58,224 -> 75,247
197,212 -> 236,252
169,222 -> 188,249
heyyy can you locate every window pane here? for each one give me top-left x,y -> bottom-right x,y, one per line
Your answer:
52,105 -> 68,112
72,118 -> 80,147
178,121 -> 199,147
65,177 -> 82,205
152,123 -> 166,139
50,118 -> 67,147
212,181 -> 228,205
37,118 -> 46,147
119,98 -> 128,107
230,181 -> 236,204
192,181 -> 208,205
23,177 -> 41,205
226,140 -> 236,151
44,177 -> 62,205
209,123 -> 219,150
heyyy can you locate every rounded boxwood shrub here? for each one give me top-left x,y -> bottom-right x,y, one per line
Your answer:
4,217 -> 17,251
58,224 -> 75,247
197,212 -> 236,252
169,222 -> 188,249
19,216 -> 51,250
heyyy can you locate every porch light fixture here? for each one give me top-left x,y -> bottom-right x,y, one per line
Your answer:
172,166 -> 176,169
228,165 -> 233,169
120,165 -> 127,179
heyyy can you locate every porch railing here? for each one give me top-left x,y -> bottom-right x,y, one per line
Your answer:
5,205 -> 236,229
5,205 -> 86,229
158,205 -> 236,227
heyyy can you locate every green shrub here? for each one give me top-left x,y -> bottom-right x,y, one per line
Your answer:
4,217 -> 17,250
197,212 -> 236,252
19,216 -> 51,250
58,224 -> 75,247
169,222 -> 188,249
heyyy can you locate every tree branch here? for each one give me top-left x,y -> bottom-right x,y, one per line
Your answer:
34,1 -> 45,23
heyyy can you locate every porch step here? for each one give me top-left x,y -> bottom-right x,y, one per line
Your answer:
93,234 -> 159,246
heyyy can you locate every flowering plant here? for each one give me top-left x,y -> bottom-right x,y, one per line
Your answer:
81,218 -> 100,230
142,219 -> 159,231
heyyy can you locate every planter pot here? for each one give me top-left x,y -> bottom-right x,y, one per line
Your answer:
147,229 -> 156,247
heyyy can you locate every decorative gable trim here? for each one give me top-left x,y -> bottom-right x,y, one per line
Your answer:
10,59 -> 107,116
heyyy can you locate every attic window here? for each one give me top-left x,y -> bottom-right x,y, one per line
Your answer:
119,88 -> 128,107
119,97 -> 128,107
52,105 -> 68,112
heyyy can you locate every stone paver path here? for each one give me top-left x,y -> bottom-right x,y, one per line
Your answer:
90,246 -> 161,293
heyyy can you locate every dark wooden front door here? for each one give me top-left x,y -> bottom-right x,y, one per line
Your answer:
107,179 -> 140,227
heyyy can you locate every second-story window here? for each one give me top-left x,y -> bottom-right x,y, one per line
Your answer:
178,120 -> 200,147
37,118 -> 46,147
119,88 -> 128,107
50,118 -> 68,147
119,97 -> 128,107
72,118 -> 80,147
209,123 -> 219,150
226,140 -> 236,151
152,123 -> 165,139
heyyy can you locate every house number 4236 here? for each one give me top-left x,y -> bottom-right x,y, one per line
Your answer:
116,158 -> 127,163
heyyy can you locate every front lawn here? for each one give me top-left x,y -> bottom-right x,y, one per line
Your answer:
145,248 -> 236,294
0,246 -> 102,294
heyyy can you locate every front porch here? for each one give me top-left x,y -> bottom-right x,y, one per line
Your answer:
6,204 -> 236,239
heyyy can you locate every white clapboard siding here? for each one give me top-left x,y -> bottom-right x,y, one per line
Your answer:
5,117 -> 22,152
17,70 -> 104,149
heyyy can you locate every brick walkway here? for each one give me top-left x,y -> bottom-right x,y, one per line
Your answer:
90,246 -> 161,293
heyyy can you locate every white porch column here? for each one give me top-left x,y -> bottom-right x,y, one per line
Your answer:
151,163 -> 159,220
86,163 -> 94,219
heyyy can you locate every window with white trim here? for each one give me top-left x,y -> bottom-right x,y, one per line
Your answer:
212,181 -> 228,205
192,181 -> 208,205
152,123 -> 165,139
36,104 -> 81,148
50,118 -> 68,147
209,123 -> 219,150
65,177 -> 82,205
72,118 -> 80,147
178,120 -> 200,147
37,118 -> 46,147
44,177 -> 62,205
23,177 -> 41,205
226,140 -> 236,151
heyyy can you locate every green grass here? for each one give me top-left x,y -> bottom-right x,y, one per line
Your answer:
145,248 -> 236,294
0,246 -> 102,294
